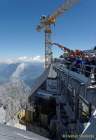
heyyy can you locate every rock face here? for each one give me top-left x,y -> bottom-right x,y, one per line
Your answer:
0,79 -> 31,124
0,61 -> 44,125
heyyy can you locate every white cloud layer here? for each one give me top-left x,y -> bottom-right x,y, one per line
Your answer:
0,56 -> 45,64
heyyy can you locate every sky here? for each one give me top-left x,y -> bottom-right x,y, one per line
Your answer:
0,0 -> 96,60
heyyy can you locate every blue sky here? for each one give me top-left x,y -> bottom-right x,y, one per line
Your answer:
0,0 -> 96,60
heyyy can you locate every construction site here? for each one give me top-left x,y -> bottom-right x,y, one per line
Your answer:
23,0 -> 96,139
0,0 -> 96,140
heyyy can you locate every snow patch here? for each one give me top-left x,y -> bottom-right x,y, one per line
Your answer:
12,63 -> 27,78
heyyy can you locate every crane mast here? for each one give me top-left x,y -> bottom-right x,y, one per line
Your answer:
36,1 -> 79,139
36,0 -> 79,68
45,25 -> 52,68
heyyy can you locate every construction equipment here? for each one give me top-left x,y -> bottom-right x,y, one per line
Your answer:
49,42 -> 71,52
49,42 -> 83,58
36,0 -> 79,68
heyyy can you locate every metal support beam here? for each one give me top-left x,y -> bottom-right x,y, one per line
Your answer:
45,26 -> 52,69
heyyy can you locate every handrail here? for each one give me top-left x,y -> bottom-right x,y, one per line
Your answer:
65,62 -> 96,84
54,64 -> 89,85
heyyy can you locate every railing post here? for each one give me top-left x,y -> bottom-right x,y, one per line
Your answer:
56,71 -> 62,140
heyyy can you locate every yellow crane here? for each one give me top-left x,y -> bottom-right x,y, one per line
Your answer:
36,0 -> 79,68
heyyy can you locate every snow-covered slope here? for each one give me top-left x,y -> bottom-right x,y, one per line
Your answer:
0,79 -> 31,124
0,57 -> 44,125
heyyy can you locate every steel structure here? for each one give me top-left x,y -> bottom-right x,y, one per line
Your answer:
36,0 -> 79,68
54,63 -> 92,138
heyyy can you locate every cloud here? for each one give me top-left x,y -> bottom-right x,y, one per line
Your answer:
0,56 -> 45,64
12,63 -> 27,78
33,56 -> 44,61
17,56 -> 45,63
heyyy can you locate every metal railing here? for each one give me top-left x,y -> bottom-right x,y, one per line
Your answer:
66,62 -> 96,85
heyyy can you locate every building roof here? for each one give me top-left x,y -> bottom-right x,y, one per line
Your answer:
0,124 -> 49,140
